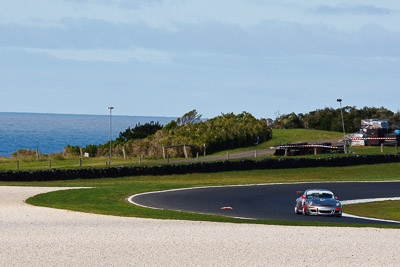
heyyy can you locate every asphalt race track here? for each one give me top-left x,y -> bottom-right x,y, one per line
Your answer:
130,181 -> 400,225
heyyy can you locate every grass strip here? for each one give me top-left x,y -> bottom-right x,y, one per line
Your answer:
344,200 -> 400,221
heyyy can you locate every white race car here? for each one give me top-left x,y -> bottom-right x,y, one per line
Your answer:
295,189 -> 342,217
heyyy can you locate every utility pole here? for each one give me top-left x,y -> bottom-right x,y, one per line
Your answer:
108,106 -> 114,165
337,99 -> 347,154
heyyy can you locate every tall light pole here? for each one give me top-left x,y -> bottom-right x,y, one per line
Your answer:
337,99 -> 346,153
108,106 -> 114,165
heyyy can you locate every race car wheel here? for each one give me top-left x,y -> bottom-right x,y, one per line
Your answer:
294,205 -> 300,215
303,206 -> 307,216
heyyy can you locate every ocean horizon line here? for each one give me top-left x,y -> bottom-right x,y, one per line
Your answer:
0,111 -> 177,119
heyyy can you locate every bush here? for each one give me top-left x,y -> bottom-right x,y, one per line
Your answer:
117,121 -> 163,142
83,144 -> 98,157
62,145 -> 81,157
0,156 -> 10,163
50,153 -> 65,160
11,149 -> 38,161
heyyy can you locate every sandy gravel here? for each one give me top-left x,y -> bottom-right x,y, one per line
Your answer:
1,186 -> 399,266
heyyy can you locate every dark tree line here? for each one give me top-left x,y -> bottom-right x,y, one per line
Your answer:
116,121 -> 163,142
272,106 -> 400,133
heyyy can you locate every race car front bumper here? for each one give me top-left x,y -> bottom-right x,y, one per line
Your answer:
307,206 -> 341,216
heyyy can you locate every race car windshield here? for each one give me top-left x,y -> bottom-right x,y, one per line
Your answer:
307,193 -> 334,199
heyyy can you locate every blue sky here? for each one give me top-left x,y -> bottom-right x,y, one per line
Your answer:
0,0 -> 399,119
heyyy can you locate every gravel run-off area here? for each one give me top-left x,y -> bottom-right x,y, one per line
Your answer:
1,186 -> 399,266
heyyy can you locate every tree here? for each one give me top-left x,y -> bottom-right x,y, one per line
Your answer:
176,109 -> 202,126
117,121 -> 163,142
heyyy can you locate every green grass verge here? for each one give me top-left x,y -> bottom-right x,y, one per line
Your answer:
261,129 -> 343,147
1,162 -> 398,228
0,156 -> 153,172
344,200 -> 400,221
348,146 -> 399,155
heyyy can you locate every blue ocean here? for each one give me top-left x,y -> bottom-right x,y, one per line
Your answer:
0,112 -> 175,157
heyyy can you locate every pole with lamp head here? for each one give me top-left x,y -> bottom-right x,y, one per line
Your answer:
337,99 -> 347,154
107,106 -> 114,165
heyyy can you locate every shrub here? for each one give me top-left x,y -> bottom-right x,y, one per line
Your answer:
11,149 -> 38,161
0,156 -> 10,163
83,144 -> 98,157
62,145 -> 81,157
50,153 -> 65,160
117,121 -> 163,142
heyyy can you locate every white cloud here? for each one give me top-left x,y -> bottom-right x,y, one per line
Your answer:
314,4 -> 395,15
2,18 -> 399,62
1,0 -> 399,32
16,47 -> 173,63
